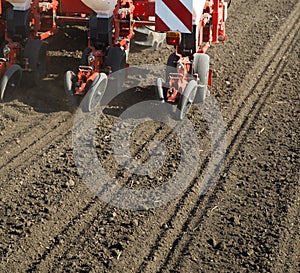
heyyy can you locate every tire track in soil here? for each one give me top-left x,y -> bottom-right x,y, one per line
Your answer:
271,186 -> 300,273
0,137 -> 100,271
22,118 -> 184,272
0,115 -> 172,272
1,1 -> 298,271
31,2 -> 300,271
0,119 -> 111,271
117,3 -> 300,272
0,102 -> 72,183
0,27 -> 84,173
9,100 -> 203,272
0,104 -> 43,148
0,114 -> 77,270
27,79 -> 214,271
0,112 -> 71,172
0,98 -> 66,149
0,104 -> 75,272
0,27 -> 89,272
17,1 -> 300,270
157,32 -> 300,273
0,113 -> 70,182
172,42 -> 300,272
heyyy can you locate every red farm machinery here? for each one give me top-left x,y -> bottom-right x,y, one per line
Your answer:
0,0 -> 229,118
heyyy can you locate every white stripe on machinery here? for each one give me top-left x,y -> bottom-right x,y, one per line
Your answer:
179,0 -> 193,12
156,0 -> 191,33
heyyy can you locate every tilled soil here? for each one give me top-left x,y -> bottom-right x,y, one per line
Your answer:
0,0 -> 299,272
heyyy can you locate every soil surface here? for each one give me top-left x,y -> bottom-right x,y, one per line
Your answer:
0,0 -> 299,272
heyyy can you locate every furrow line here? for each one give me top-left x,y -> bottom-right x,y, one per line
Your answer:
0,112 -> 72,172
131,4 -> 300,272
161,33 -> 300,273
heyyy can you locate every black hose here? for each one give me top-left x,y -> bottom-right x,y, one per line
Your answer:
228,0 -> 232,9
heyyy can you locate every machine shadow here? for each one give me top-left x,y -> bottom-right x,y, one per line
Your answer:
2,55 -> 79,113
102,85 -> 157,118
1,26 -> 88,113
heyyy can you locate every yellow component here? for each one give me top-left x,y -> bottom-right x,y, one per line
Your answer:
166,31 -> 181,39
166,31 -> 181,46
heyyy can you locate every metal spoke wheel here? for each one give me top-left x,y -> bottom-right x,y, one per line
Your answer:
0,64 -> 22,101
81,72 -> 108,112
193,53 -> 210,103
177,80 -> 197,120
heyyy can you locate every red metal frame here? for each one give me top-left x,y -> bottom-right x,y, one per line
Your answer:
113,0 -> 135,49
59,0 -> 91,14
166,56 -> 192,103
74,48 -> 107,95
165,0 -> 227,104
75,0 -> 156,95
0,0 -> 227,107
133,0 -> 155,21
0,0 -> 93,86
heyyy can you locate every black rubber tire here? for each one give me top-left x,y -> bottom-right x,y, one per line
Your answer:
81,73 -> 108,112
0,64 -> 22,101
106,47 -> 126,73
23,39 -> 47,86
166,53 -> 179,82
106,47 -> 127,95
177,80 -> 197,120
80,47 -> 92,66
193,53 -> 210,103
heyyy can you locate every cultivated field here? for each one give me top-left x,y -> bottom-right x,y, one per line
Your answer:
0,0 -> 299,272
